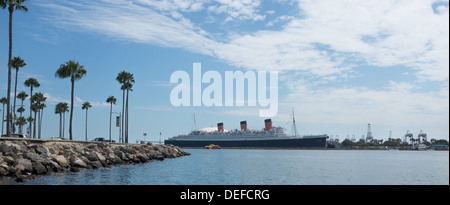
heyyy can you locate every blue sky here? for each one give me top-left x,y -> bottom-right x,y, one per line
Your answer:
0,0 -> 448,142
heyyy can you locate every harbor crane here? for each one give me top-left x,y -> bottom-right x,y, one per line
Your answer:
366,124 -> 373,143
404,130 -> 414,145
418,130 -> 427,143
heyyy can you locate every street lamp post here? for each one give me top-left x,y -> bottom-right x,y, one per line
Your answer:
0,108 -> 3,135
112,112 -> 121,143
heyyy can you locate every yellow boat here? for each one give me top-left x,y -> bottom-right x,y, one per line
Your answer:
204,144 -> 222,149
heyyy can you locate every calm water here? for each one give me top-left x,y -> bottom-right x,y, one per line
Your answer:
15,149 -> 449,185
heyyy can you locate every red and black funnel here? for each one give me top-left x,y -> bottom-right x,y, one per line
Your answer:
240,121 -> 247,131
264,119 -> 272,131
217,122 -> 224,132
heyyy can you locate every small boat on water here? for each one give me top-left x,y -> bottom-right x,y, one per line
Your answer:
205,144 -> 222,149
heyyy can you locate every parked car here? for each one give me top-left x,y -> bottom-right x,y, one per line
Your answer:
1,133 -> 30,138
49,137 -> 68,140
92,137 -> 105,142
105,139 -> 116,142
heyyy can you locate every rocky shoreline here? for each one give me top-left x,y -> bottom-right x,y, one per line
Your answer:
0,138 -> 190,182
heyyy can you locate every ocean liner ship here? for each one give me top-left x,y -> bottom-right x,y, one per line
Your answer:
165,115 -> 327,148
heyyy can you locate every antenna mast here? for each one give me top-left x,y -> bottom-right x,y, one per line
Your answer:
193,113 -> 197,131
292,108 -> 298,138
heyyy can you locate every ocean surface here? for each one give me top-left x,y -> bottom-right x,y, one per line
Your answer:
10,149 -> 450,185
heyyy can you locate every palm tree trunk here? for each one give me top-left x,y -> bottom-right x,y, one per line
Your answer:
19,101 -> 23,134
85,109 -> 88,141
59,113 -> 62,138
13,68 -> 18,134
38,109 -> 41,139
109,103 -> 112,141
63,112 -> 65,139
29,87 -> 33,136
6,8 -> 13,137
121,89 -> 125,143
69,77 -> 74,140
126,89 -> 129,143
1,104 -> 4,135
39,108 -> 44,139
33,110 -> 37,139
20,101 -> 23,118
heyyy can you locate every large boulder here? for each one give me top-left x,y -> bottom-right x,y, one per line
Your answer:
0,160 -> 10,176
69,155 -> 87,168
90,160 -> 103,169
14,158 -> 33,173
35,145 -> 50,157
135,151 -> 148,163
23,151 -> 45,163
95,152 -> 106,162
52,155 -> 69,168
48,146 -> 58,155
46,160 -> 63,172
0,142 -> 22,154
114,150 -> 127,161
73,158 -> 88,168
0,143 -> 11,153
3,156 -> 15,165
32,162 -> 47,175
86,152 -> 98,162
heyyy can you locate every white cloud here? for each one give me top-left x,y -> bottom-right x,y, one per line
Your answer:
279,76 -> 449,137
214,0 -> 448,82
75,97 -> 83,103
90,101 -> 110,108
265,15 -> 294,26
294,0 -> 449,81
153,80 -> 175,87
37,0 -> 448,82
43,93 -> 69,105
75,96 -> 109,108
37,0 -> 218,56
135,0 -> 206,12
208,0 -> 265,21
387,81 -> 416,92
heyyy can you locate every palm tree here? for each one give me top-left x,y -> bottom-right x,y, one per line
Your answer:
24,78 -> 39,136
26,116 -> 32,135
61,102 -> 69,139
31,92 -> 45,139
106,96 -> 116,142
30,103 -> 38,138
55,102 -> 68,139
0,0 -> 28,137
55,103 -> 62,138
81,101 -> 92,141
0,97 -> 7,135
116,71 -> 126,143
11,56 -> 26,131
124,82 -> 134,144
38,103 -> 46,139
15,116 -> 26,134
16,91 -> 27,133
116,71 -> 134,143
55,60 -> 87,140
16,91 -> 28,118
16,106 -> 25,133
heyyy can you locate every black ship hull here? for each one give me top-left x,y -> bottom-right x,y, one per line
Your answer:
165,137 -> 327,149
